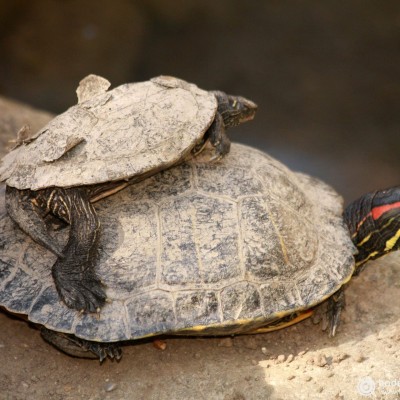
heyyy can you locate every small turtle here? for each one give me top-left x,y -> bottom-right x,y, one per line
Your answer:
0,143 -> 399,361
0,75 -> 257,313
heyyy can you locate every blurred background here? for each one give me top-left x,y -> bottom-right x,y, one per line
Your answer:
0,0 -> 399,202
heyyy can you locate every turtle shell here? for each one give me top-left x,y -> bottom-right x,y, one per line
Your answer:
0,75 -> 217,190
0,144 -> 356,342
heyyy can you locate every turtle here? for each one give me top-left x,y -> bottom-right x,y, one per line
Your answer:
0,75 -> 257,313
1,143 -> 399,361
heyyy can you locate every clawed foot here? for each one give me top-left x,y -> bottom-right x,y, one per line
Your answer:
41,328 -> 122,361
192,113 -> 231,161
84,342 -> 122,363
209,133 -> 231,161
52,258 -> 106,313
327,288 -> 346,337
207,113 -> 231,162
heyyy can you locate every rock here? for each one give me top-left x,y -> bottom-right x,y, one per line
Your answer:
286,354 -> 294,363
314,354 -> 327,367
354,353 -> 365,363
276,354 -> 286,363
153,340 -> 167,351
332,352 -> 348,363
104,382 -> 117,392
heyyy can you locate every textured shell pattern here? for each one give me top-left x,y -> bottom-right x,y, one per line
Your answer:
0,75 -> 217,190
0,144 -> 356,342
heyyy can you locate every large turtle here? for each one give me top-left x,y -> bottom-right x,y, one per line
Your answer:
1,143 -> 399,361
0,75 -> 257,313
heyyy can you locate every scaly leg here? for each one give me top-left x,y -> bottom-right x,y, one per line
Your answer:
5,186 -> 64,257
41,327 -> 122,362
326,287 -> 346,337
207,113 -> 231,161
192,113 -> 231,161
7,185 -> 106,312
50,187 -> 106,312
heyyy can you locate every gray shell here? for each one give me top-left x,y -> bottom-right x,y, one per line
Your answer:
0,75 -> 217,190
0,144 -> 356,342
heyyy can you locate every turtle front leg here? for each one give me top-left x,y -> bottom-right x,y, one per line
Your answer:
207,113 -> 231,161
194,113 -> 231,161
41,327 -> 122,362
50,187 -> 106,312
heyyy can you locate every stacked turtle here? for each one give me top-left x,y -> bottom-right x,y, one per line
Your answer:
0,74 -> 257,313
1,76 -> 400,361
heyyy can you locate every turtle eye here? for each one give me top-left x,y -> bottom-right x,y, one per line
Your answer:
231,99 -> 238,108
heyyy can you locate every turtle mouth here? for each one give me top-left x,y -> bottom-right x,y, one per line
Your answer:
239,104 -> 258,124
225,110 -> 257,128
240,111 -> 257,123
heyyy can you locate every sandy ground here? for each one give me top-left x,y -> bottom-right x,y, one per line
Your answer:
0,98 -> 399,400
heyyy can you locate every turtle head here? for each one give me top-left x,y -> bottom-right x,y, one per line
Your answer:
213,91 -> 258,128
344,186 -> 400,269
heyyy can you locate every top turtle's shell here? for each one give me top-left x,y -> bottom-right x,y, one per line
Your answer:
0,144 -> 356,342
0,75 -> 217,190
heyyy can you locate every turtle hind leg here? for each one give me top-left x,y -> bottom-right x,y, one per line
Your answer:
40,327 -> 122,362
5,186 -> 64,257
51,187 -> 106,313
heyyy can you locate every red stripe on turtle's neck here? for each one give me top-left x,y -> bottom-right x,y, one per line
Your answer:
371,201 -> 400,220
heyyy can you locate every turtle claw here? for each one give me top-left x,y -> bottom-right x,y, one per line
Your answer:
88,342 -> 122,363
53,262 -> 106,313
102,344 -> 122,362
208,114 -> 231,162
326,288 -> 346,337
41,328 -> 122,361
192,139 -> 207,156
57,284 -> 106,313
209,152 -> 224,163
